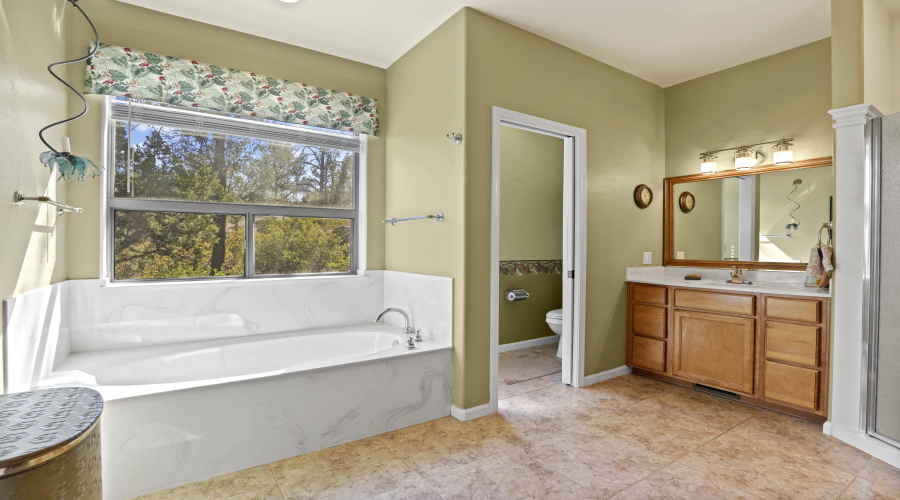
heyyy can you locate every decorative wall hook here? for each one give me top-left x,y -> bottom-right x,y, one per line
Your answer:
446,132 -> 462,144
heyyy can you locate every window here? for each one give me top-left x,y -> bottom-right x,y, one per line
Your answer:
106,99 -> 363,281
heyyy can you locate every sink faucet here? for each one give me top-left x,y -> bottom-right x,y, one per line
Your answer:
730,266 -> 745,284
375,308 -> 418,349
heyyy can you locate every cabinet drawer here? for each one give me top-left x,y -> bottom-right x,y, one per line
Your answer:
765,321 -> 820,367
764,361 -> 819,410
632,304 -> 667,339
766,297 -> 820,323
675,289 -> 755,316
632,336 -> 666,372
633,284 -> 667,305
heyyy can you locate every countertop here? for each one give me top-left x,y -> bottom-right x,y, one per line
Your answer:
625,267 -> 831,298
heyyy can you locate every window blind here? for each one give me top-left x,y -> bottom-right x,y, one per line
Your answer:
111,100 -> 361,152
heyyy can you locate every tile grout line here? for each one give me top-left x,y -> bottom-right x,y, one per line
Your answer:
267,463 -> 288,500
511,442 -> 603,498
833,476 -> 857,499
413,470 -> 449,500
579,403 -> 728,460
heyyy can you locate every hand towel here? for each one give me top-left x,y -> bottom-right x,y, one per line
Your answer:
806,243 -> 834,279
807,243 -> 824,278
820,244 -> 833,274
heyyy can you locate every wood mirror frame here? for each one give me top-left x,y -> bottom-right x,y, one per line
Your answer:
664,156 -> 833,271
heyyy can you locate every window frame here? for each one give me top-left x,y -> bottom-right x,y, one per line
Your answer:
101,97 -> 367,283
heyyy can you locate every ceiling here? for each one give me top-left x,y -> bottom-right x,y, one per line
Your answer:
116,0 -> 831,88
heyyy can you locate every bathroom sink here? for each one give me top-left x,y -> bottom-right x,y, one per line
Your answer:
724,281 -> 755,286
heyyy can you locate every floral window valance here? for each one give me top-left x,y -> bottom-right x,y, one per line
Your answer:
84,43 -> 378,136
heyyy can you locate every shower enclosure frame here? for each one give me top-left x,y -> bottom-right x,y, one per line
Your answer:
489,107 -> 588,415
861,115 -> 900,449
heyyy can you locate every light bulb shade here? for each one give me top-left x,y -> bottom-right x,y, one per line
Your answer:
700,154 -> 717,174
773,141 -> 793,165
734,148 -> 756,170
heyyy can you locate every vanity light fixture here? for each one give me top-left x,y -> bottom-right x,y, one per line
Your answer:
697,138 -> 793,174
734,147 -> 760,170
700,153 -> 718,174
773,139 -> 794,165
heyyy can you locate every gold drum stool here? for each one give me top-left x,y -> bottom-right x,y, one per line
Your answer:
0,387 -> 103,499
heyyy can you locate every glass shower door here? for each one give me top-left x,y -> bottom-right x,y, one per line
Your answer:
865,112 -> 900,447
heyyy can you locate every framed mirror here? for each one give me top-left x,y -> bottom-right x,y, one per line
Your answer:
664,157 -> 833,270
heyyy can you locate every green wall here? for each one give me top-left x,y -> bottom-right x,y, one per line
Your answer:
499,274 -> 562,345
499,126 -> 564,345
0,0 -> 71,299
462,9 -> 666,408
665,38 -> 833,178
384,11 -> 468,405
499,126 -> 564,261
832,0 -> 865,108
63,0 -> 388,280
387,8 -> 666,409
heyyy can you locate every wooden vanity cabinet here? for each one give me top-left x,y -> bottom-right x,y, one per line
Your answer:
626,282 -> 830,422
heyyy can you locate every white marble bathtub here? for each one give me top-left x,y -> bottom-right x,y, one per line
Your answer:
43,324 -> 451,499
3,272 -> 453,500
42,324 -> 425,396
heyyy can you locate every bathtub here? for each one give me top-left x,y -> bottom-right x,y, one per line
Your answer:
5,272 -> 454,500
45,325 -> 417,392
39,324 -> 451,499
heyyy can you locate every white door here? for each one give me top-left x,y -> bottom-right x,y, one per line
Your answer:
561,136 -> 575,385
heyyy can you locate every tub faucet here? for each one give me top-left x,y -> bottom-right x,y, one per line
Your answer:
375,308 -> 417,349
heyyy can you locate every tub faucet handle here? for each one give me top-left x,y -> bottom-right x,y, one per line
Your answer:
415,329 -> 423,342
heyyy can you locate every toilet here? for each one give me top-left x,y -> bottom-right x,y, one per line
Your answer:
545,309 -> 564,358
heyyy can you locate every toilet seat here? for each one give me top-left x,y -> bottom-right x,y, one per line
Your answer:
545,309 -> 563,324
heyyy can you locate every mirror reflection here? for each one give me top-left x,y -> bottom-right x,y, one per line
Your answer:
672,165 -> 833,263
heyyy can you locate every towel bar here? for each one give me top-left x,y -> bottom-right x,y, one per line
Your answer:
13,191 -> 83,215
383,212 -> 443,226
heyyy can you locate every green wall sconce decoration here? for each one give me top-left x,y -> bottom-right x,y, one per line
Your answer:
38,0 -> 102,181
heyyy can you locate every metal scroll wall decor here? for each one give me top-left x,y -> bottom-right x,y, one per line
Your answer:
38,0 -> 102,181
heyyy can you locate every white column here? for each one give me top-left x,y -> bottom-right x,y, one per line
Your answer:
828,104 -> 900,468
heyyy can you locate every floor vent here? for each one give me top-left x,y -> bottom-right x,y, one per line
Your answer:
692,383 -> 740,400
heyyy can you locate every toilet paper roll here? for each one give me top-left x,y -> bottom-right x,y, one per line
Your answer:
505,289 -> 529,302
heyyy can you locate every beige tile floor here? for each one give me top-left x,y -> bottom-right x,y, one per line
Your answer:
135,373 -> 900,500
497,343 -> 561,387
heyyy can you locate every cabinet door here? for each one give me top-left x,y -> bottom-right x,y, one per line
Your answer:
673,311 -> 756,394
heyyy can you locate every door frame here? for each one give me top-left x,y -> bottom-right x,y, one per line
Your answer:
490,107 -> 588,414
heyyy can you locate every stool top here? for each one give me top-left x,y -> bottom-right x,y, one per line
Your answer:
0,387 -> 103,474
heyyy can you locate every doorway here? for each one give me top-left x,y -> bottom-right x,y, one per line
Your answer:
489,107 -> 587,414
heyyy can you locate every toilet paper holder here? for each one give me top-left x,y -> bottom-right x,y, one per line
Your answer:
505,289 -> 529,302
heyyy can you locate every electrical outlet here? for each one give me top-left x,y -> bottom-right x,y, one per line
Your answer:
677,251 -> 685,259
643,252 -> 652,264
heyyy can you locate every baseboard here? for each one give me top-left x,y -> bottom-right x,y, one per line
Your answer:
581,365 -> 632,387
830,424 -> 900,469
450,403 -> 493,422
822,421 -> 834,435
498,335 -> 559,353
